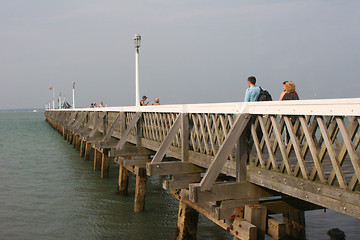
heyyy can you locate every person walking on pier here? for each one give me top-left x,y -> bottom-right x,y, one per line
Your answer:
281,81 -> 299,145
244,76 -> 260,102
152,98 -> 160,105
140,96 -> 149,106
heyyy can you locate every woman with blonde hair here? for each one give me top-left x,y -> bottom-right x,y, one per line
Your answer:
282,81 -> 299,101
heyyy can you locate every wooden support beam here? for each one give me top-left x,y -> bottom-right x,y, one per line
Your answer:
247,166 -> 360,218
84,142 -> 92,160
189,181 -> 274,203
117,164 -> 129,196
79,139 -> 86,157
230,218 -> 257,240
94,149 -> 102,171
110,143 -> 154,157
181,113 -> 190,162
213,199 -> 259,221
163,173 -> 201,190
199,114 -> 250,191
146,162 -> 203,176
101,149 -> 110,178
116,112 -> 142,150
88,112 -> 106,138
283,211 -> 306,240
175,200 -> 199,240
134,169 -> 147,213
151,114 -> 182,163
244,205 -> 267,240
267,217 -> 286,240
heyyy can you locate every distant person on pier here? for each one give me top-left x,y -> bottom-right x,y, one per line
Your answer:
327,228 -> 345,240
279,81 -> 298,101
90,103 -> 94,108
282,81 -> 299,101
244,76 -> 260,102
140,96 -> 149,106
152,98 -> 160,105
99,101 -> 104,107
94,103 -> 97,108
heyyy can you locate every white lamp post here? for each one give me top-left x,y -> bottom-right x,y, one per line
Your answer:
72,81 -> 75,109
133,34 -> 141,107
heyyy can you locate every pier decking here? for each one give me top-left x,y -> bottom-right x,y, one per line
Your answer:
45,99 -> 360,240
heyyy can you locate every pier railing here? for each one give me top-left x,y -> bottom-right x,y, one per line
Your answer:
45,98 -> 360,218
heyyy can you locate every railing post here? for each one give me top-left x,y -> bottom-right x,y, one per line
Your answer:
236,130 -> 248,182
181,113 -> 189,162
136,113 -> 142,147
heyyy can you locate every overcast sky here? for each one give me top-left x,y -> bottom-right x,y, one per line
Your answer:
0,0 -> 359,109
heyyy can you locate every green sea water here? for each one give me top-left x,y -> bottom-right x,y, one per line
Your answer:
0,112 -> 358,239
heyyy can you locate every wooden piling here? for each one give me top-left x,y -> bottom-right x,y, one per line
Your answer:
283,211 -> 306,240
101,149 -> 110,178
175,200 -> 199,240
117,164 -> 129,196
94,149 -> 102,171
84,142 -> 92,160
134,167 -> 147,213
244,205 -> 267,240
80,139 -> 85,157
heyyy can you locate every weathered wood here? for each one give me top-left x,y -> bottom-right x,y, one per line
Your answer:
79,139 -> 86,157
101,149 -> 110,178
163,173 -> 201,190
102,113 -> 121,142
117,164 -> 129,196
230,218 -> 257,240
146,162 -> 203,176
94,149 -> 102,171
151,114 -> 181,163
84,142 -> 92,160
134,172 -> 147,212
247,166 -> 360,218
116,112 -> 141,149
181,113 -> 190,162
244,205 -> 267,240
175,200 -> 199,240
189,181 -> 273,203
110,143 -> 154,157
199,114 -> 250,191
267,217 -> 286,240
283,211 -> 306,240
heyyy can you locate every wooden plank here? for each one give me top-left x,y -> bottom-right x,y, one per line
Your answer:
89,112 -> 106,138
175,200 -> 199,240
267,217 -> 286,240
102,113 -> 120,142
163,173 -> 201,190
189,181 -> 274,203
199,114 -> 250,191
116,112 -> 141,149
151,114 -> 182,163
247,166 -> 360,218
317,117 -> 347,189
146,162 -> 203,176
231,218 -> 257,240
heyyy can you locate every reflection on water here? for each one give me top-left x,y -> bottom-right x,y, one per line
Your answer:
0,112 -> 358,239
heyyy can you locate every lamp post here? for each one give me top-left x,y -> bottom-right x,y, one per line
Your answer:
133,34 -> 141,107
72,81 -> 75,109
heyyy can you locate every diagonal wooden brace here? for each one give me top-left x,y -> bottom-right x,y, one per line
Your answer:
102,113 -> 121,142
199,113 -> 250,191
116,112 -> 142,150
88,112 -> 106,138
151,114 -> 181,163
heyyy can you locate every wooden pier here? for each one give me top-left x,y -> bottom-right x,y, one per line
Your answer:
45,99 -> 360,240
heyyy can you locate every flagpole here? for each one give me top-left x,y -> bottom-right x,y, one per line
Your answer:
52,88 -> 55,109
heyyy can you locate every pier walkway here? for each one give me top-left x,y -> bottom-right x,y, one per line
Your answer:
45,99 -> 360,240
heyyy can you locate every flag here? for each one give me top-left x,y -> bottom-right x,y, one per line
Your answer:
49,87 -> 54,90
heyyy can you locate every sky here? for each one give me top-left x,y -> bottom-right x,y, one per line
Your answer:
0,0 -> 359,109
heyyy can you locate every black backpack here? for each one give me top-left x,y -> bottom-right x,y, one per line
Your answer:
257,87 -> 272,101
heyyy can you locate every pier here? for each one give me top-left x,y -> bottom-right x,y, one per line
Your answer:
45,99 -> 360,240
